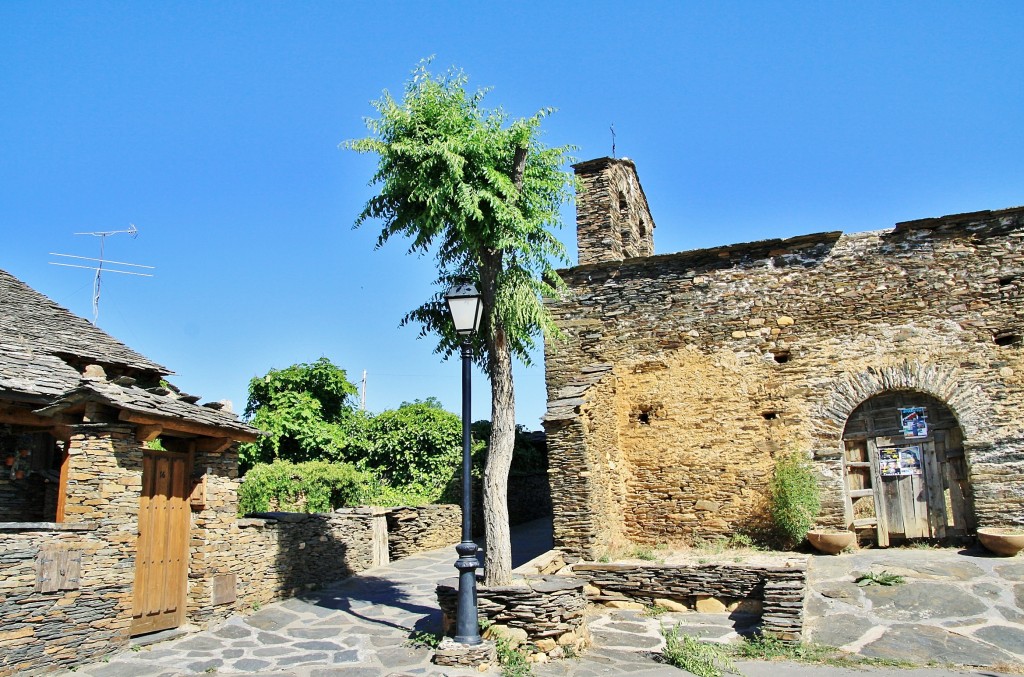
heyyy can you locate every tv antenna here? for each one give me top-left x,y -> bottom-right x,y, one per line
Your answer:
49,224 -> 155,325
610,123 -> 616,158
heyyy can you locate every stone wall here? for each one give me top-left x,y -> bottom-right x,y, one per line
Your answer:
572,561 -> 807,641
232,509 -> 382,610
386,504 -> 460,560
0,524 -> 108,675
0,424 -> 142,675
546,201 -> 1024,556
436,575 -> 588,659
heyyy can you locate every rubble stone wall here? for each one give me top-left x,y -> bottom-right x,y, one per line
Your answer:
572,561 -> 807,641
386,504 -> 460,560
0,424 -> 141,675
546,205 -> 1024,555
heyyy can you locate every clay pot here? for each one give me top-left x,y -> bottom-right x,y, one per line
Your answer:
807,529 -> 856,555
977,527 -> 1024,556
14,470 -> 25,480
4,456 -> 13,467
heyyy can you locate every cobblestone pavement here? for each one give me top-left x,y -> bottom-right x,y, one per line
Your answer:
59,521 -> 1022,677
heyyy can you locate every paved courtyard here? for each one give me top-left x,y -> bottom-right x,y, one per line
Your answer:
58,520 -> 1022,677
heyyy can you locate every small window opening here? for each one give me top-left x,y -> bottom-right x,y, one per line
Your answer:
772,350 -> 791,364
995,332 -> 1022,347
762,411 -> 780,420
632,403 -> 661,426
999,275 -> 1016,286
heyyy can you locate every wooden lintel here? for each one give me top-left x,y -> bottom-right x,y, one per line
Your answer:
118,410 -> 258,443
0,406 -> 72,429
134,424 -> 163,443
195,437 -> 233,454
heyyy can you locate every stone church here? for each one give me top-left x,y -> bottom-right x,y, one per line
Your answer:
543,156 -> 1024,558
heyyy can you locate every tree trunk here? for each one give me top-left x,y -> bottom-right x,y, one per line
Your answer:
484,328 -> 515,586
479,250 -> 515,587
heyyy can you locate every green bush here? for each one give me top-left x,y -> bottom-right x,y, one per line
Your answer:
661,624 -> 736,677
238,459 -> 370,515
768,451 -> 821,549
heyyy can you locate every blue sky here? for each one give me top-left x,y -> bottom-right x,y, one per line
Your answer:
2,2 -> 1022,428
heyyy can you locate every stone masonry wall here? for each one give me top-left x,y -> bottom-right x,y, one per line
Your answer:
546,207 -> 1024,555
231,509 -> 381,611
386,504 -> 460,560
572,561 -> 807,641
0,424 -> 142,675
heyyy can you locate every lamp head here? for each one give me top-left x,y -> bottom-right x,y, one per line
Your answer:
445,282 -> 484,337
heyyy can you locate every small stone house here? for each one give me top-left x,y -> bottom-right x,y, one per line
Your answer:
0,269 -> 301,673
544,157 -> 1024,558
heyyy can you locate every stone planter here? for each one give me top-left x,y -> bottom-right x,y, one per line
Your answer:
806,529 -> 856,555
977,527 -> 1024,556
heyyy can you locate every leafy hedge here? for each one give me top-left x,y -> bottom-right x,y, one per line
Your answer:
238,460 -> 370,514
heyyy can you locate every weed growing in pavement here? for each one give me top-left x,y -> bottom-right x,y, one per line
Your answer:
406,630 -> 442,649
731,633 -> 917,669
855,571 -> 905,587
660,624 -> 736,677
495,636 -> 532,677
644,603 -> 670,618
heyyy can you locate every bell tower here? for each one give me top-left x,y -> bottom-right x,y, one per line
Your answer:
573,157 -> 655,265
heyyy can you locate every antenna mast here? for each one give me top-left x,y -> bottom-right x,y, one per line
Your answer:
610,123 -> 616,158
49,224 -> 154,324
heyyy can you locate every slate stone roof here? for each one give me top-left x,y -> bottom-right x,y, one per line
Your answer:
0,342 -> 82,400
0,268 -> 168,388
36,380 -> 259,439
1,268 -> 257,439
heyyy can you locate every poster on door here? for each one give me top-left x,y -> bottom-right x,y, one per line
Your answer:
899,407 -> 928,438
879,445 -> 923,477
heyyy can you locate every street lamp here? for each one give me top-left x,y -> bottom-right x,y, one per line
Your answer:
445,281 -> 484,646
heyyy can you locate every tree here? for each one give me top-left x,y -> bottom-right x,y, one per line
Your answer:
239,358 -> 366,473
344,61 -> 575,585
363,399 -> 462,499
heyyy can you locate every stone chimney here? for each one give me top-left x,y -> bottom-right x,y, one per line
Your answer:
573,157 -> 655,265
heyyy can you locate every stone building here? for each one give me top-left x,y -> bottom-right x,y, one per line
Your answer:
544,157 -> 1024,559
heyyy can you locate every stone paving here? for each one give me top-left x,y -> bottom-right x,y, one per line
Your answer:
805,546 -> 1024,666
57,522 -> 1022,677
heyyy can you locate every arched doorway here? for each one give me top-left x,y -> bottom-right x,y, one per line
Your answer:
842,391 -> 974,546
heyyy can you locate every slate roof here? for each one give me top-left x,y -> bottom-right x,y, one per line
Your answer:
35,380 -> 259,439
0,268 -> 168,385
1,268 -> 257,440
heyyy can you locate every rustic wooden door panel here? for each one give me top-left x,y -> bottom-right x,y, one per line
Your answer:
131,450 -> 191,636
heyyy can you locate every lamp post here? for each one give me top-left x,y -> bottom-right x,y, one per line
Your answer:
445,281 -> 484,646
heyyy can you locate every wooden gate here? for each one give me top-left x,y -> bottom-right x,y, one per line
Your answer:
842,392 -> 974,545
131,449 -> 191,636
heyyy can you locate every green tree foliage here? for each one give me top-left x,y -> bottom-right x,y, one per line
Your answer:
362,399 -> 461,498
768,451 -> 822,549
238,459 -> 370,515
239,358 -> 365,473
345,60 -> 575,585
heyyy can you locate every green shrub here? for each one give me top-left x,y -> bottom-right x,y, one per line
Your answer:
238,459 -> 370,515
768,451 -> 821,549
661,624 -> 735,677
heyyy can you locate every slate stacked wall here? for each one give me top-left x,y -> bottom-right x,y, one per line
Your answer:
0,424 -> 141,675
545,205 -> 1024,557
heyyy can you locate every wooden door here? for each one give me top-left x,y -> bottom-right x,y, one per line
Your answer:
872,437 -> 932,540
131,450 -> 191,636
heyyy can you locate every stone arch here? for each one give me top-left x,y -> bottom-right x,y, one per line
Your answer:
813,361 -> 990,448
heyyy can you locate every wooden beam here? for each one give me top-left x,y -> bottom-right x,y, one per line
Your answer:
118,410 -> 258,443
195,437 -> 233,454
134,424 -> 163,443
0,406 -> 70,429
